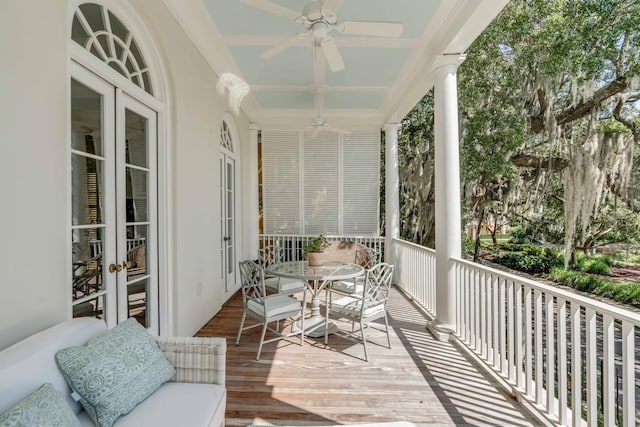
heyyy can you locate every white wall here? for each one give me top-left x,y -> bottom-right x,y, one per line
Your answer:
122,0 -> 252,337
0,0 -> 70,349
0,0 -> 251,348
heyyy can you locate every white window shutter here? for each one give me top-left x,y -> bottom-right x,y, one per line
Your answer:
342,130 -> 380,235
303,131 -> 339,235
261,131 -> 301,234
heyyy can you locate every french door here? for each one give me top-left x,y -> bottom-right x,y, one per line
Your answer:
70,63 -> 159,333
220,152 -> 237,296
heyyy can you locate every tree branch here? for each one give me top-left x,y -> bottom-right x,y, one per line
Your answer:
530,75 -> 631,133
510,153 -> 569,171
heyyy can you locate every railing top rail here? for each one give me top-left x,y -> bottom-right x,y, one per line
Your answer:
452,256 -> 640,324
392,237 -> 436,255
259,234 -> 384,240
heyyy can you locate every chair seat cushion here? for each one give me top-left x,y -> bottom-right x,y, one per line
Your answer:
248,295 -> 301,318
331,280 -> 364,295
330,296 -> 385,318
264,277 -> 305,294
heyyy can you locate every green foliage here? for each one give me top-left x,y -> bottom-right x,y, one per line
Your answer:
495,245 -> 561,274
598,120 -> 633,137
548,267 -> 640,307
510,226 -> 539,245
580,258 -> 612,275
303,235 -> 330,253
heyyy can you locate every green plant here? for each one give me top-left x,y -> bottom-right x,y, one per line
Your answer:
548,267 -> 640,308
303,235 -> 330,253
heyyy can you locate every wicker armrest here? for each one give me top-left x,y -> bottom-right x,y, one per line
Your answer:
155,336 -> 226,386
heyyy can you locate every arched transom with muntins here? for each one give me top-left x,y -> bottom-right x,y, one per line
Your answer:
71,3 -> 153,95
220,120 -> 234,153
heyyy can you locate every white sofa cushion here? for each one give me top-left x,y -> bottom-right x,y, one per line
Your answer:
55,318 -> 176,427
0,318 -> 106,415
114,382 -> 225,427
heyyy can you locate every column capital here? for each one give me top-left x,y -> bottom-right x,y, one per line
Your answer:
431,53 -> 467,74
249,123 -> 261,132
383,123 -> 402,133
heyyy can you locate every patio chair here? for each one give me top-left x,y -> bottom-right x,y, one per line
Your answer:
236,260 -> 306,361
259,245 -> 306,295
331,246 -> 380,295
324,262 -> 393,361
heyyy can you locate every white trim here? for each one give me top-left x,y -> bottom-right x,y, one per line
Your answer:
68,0 -> 173,335
220,112 -> 241,300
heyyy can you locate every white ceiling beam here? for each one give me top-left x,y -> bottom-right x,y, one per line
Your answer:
222,35 -> 416,49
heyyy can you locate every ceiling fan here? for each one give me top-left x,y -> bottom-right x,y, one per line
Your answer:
307,116 -> 352,138
240,0 -> 404,72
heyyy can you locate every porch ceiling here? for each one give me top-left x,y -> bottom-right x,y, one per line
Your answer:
163,0 -> 509,129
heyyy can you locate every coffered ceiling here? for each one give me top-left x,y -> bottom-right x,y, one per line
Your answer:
163,0 -> 509,129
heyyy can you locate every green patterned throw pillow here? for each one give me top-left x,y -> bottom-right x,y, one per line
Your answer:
0,383 -> 80,427
55,318 -> 175,427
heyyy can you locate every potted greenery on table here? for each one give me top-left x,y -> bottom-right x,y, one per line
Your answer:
303,235 -> 330,266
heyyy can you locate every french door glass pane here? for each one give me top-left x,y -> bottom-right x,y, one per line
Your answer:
73,294 -> 105,319
71,227 -> 105,301
126,225 -> 149,279
71,80 -> 103,156
226,160 -> 235,275
125,109 -> 148,168
125,167 -> 148,222
127,278 -> 148,327
71,154 -> 104,226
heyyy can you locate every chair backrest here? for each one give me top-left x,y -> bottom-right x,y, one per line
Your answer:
239,260 -> 268,304
355,247 -> 380,269
258,245 -> 285,269
363,262 -> 394,306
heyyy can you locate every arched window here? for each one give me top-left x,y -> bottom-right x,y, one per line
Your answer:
220,120 -> 234,153
71,3 -> 153,95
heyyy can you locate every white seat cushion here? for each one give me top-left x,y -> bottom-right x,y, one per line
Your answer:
330,296 -> 385,318
103,382 -> 224,427
331,280 -> 364,295
265,277 -> 305,294
248,295 -> 301,318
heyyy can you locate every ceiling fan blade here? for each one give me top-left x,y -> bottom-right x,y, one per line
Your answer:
239,0 -> 300,20
261,33 -> 303,59
322,0 -> 344,13
320,37 -> 345,72
339,21 -> 404,37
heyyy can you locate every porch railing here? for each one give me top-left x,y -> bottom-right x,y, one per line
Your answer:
258,234 -> 385,262
391,238 -> 640,426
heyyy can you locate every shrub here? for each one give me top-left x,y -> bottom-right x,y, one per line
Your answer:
581,259 -> 612,275
548,267 -> 640,308
495,247 -> 561,274
509,226 -> 539,245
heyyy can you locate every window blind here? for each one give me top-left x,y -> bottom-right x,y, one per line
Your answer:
261,129 -> 380,236
261,131 -> 301,234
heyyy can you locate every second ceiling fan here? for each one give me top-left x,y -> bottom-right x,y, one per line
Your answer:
240,0 -> 404,72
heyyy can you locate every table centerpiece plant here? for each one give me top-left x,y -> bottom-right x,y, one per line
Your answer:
303,235 -> 330,266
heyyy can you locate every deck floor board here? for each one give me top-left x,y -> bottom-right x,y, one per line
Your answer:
197,286 -> 546,426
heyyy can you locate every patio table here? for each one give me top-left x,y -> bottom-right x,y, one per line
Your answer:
266,260 -> 364,338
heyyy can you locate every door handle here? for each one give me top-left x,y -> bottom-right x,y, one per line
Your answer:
223,236 -> 231,241
122,261 -> 132,270
109,263 -> 123,273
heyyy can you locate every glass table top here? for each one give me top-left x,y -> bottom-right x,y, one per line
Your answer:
266,260 -> 364,281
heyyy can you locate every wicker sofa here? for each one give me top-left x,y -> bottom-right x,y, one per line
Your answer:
0,318 -> 226,426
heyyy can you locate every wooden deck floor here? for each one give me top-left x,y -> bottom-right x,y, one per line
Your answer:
197,287 -> 546,427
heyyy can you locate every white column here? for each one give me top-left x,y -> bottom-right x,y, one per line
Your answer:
246,124 -> 260,259
383,123 -> 401,266
432,54 -> 465,336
